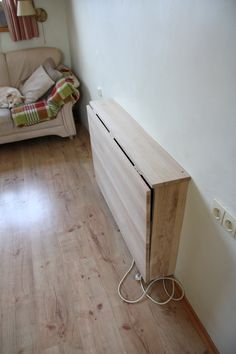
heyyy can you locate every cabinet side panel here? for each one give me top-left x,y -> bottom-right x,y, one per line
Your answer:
150,181 -> 189,279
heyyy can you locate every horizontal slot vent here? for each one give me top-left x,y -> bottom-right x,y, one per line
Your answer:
113,137 -> 152,191
140,174 -> 152,190
96,114 -> 110,132
113,138 -> 135,166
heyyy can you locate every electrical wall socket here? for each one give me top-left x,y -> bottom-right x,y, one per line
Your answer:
212,199 -> 236,240
97,87 -> 103,98
222,212 -> 236,236
212,199 -> 225,223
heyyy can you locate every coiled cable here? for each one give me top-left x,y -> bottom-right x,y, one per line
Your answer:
118,260 -> 185,305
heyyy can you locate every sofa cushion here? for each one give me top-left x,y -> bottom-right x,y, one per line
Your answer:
0,109 -> 13,132
20,65 -> 55,104
6,47 -> 62,88
43,58 -> 63,82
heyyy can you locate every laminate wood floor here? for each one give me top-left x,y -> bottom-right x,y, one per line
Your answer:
0,125 -> 208,354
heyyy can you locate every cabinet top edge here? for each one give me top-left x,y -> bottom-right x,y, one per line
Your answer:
88,99 -> 191,186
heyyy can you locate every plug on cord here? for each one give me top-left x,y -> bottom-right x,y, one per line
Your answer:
134,273 -> 142,281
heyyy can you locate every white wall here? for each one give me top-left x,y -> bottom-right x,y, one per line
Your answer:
0,0 -> 71,65
66,1 -> 236,353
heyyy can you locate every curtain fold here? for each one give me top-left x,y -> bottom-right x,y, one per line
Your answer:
2,0 -> 39,41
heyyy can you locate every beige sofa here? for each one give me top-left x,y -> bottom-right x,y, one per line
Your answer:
0,47 -> 77,144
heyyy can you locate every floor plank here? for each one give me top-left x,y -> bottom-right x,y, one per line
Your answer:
0,124 -> 208,354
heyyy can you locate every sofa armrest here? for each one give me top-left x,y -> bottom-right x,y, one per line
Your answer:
60,101 -> 76,137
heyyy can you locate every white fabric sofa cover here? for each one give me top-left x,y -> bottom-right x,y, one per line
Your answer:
0,47 -> 77,144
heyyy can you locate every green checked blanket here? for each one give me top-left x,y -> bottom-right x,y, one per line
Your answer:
11,76 -> 80,127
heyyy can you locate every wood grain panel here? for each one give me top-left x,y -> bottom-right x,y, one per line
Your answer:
88,106 -> 151,279
88,107 -> 150,240
93,152 -> 148,279
88,101 -> 191,281
150,180 -> 189,278
90,99 -> 190,187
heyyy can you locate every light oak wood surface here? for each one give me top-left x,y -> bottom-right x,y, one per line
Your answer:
0,125 -> 211,353
90,99 -> 190,187
88,100 -> 190,281
88,106 -> 151,279
150,181 -> 189,278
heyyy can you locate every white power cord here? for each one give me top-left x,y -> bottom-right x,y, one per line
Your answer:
118,259 -> 185,305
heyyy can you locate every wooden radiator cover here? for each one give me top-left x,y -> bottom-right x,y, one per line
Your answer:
87,99 -> 190,281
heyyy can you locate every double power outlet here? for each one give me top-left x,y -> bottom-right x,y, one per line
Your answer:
212,199 -> 236,239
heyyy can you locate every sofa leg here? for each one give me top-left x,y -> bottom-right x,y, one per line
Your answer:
69,136 -> 74,140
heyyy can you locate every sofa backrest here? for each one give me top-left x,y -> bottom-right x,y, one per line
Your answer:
1,47 -> 62,89
0,53 -> 10,87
